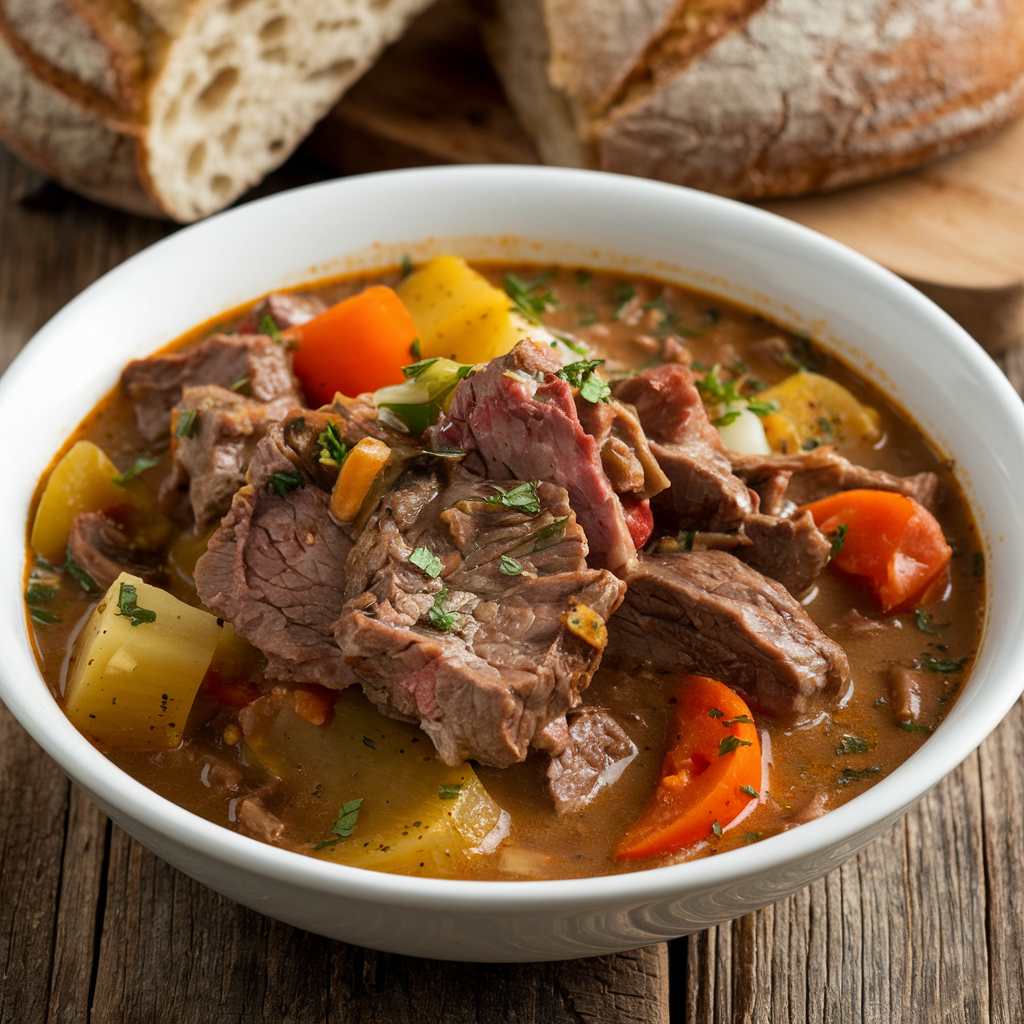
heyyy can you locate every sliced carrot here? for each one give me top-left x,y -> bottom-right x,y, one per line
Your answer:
800,489 -> 951,613
293,685 -> 338,726
616,675 -> 761,860
288,285 -> 418,405
331,436 -> 391,522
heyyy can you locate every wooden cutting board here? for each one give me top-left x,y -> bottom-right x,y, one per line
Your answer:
307,0 -> 1024,355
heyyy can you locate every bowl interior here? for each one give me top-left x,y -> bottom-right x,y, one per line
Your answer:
1,165 -> 1023,912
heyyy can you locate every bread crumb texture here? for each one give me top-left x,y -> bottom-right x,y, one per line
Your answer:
493,0 -> 1024,199
0,0 -> 433,220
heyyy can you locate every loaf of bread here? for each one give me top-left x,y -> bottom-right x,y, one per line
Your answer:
484,0 -> 1024,199
0,0 -> 434,220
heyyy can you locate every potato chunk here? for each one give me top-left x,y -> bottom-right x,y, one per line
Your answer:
397,255 -> 525,364
31,441 -> 152,564
758,371 -> 881,454
243,690 -> 508,876
64,572 -> 222,750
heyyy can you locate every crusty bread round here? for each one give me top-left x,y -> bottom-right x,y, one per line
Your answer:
485,0 -> 1024,200
0,0 -> 434,221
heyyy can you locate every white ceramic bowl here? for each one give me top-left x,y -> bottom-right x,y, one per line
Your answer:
2,166 -> 1023,962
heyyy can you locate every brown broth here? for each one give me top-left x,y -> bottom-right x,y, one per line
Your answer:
25,262 -> 984,880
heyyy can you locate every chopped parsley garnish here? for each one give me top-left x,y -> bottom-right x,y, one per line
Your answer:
400,253 -> 414,279
175,409 -> 198,438
610,284 -> 636,320
504,270 -> 557,325
427,588 -> 456,631
722,714 -> 754,726
575,269 -> 592,288
913,608 -> 943,634
229,377 -> 251,395
802,438 -> 822,451
115,582 -> 156,627
682,530 -> 696,552
28,606 -> 61,625
837,765 -> 883,786
718,735 -> 753,756
266,471 -> 305,497
25,584 -> 55,604
410,337 -> 421,360
740,785 -> 759,798
898,720 -> 934,734
362,736 -> 376,749
920,653 -> 969,673
259,314 -> 284,344
64,550 -> 96,593
711,820 -> 723,837
707,707 -> 724,719
745,832 -> 762,842
556,359 -> 610,403
485,481 -> 541,515
827,524 -> 848,560
836,735 -> 869,755
499,555 -> 524,576
438,783 -> 463,800
113,455 -> 161,486
316,422 -> 348,469
409,546 -> 444,579
817,416 -> 834,434
528,516 -> 569,551
314,798 -> 364,850
746,398 -> 778,417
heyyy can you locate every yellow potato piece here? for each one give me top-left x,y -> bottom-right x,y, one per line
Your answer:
244,690 -> 506,877
64,572 -> 222,750
397,255 -> 525,364
31,440 -> 152,564
758,371 -> 882,454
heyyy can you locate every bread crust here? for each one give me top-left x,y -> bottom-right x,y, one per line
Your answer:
493,0 -> 1024,200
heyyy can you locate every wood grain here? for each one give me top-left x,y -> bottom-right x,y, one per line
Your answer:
2,132 -> 1024,1023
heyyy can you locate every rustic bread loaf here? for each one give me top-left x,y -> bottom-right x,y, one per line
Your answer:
0,0 -> 434,220
485,0 -> 1024,199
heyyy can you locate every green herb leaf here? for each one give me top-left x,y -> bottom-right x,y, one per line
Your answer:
972,552 -> 985,578
711,820 -> 723,837
827,523 -> 848,560
556,358 -> 605,389
410,546 -> 444,579
802,438 -> 822,451
64,550 -> 96,593
428,588 -> 456,631
712,409 -> 742,428
28,606 -> 61,625
913,608 -> 943,635
327,798 -> 364,841
259,314 -> 284,344
410,337 -> 421,360
316,422 -> 348,469
722,714 -> 754,726
485,481 -> 541,515
745,832 -> 762,842
266,471 -> 305,497
113,455 -> 161,486
920,653 -> 969,673
836,735 -> 869,755
504,271 -> 557,325
362,736 -> 376,749
707,707 -> 724,719
575,269 -> 592,288
401,357 -> 441,379
747,399 -> 779,418
438,783 -> 463,800
175,409 -> 198,439
25,584 -> 55,603
229,377 -> 251,395
610,284 -> 636,320
115,582 -> 156,627
740,785 -> 759,798
579,375 -> 611,403
499,555 -> 524,576
837,765 -> 883,786
401,254 -> 414,279
898,720 -> 934,734
682,530 -> 696,553
718,735 -> 753,756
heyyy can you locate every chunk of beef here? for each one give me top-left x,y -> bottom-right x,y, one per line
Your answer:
194,432 -> 356,687
67,512 -> 165,590
543,707 -> 637,815
730,447 -> 940,513
162,385 -> 301,529
606,552 -> 850,717
336,472 -> 627,766
739,511 -> 831,597
431,340 -> 637,571
121,334 -> 303,443
614,365 -> 755,531
248,292 -> 326,332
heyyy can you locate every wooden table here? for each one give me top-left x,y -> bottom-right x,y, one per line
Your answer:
2,138 -> 1024,1024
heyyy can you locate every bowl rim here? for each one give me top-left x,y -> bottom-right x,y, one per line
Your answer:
3,163 -> 1024,914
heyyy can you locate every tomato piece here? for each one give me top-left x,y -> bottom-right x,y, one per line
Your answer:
616,675 -> 761,860
800,489 -> 951,613
203,669 -> 260,710
620,496 -> 653,550
288,285 -> 418,405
